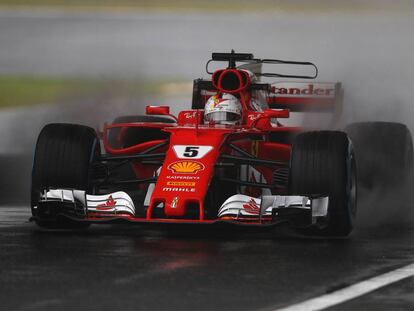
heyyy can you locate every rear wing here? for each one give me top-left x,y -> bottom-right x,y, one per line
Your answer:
268,82 -> 343,112
192,79 -> 343,112
191,79 -> 271,109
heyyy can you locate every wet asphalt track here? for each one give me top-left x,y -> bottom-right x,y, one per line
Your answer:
1,206 -> 414,311
1,152 -> 413,311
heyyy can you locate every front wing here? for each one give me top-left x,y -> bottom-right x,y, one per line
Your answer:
32,189 -> 329,227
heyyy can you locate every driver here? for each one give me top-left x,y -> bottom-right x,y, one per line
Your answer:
204,93 -> 243,125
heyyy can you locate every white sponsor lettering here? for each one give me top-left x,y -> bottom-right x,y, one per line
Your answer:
166,175 -> 200,180
272,82 -> 336,98
162,187 -> 196,193
184,112 -> 197,119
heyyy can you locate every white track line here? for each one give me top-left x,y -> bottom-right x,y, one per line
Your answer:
275,262 -> 414,311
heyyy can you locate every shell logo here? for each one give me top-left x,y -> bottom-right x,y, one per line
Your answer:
168,161 -> 205,174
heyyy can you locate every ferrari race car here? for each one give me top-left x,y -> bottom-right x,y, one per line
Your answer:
30,52 -> 413,237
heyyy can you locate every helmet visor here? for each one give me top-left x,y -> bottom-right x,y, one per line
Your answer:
205,111 -> 241,123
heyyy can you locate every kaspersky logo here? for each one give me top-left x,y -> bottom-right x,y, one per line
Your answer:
168,161 -> 205,174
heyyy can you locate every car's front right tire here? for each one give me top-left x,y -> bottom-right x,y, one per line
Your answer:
289,131 -> 357,237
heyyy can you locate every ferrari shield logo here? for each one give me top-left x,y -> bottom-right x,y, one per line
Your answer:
171,197 -> 179,209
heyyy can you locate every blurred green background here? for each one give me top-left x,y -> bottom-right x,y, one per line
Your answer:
0,0 -> 413,110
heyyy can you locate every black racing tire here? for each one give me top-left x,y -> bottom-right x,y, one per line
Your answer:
345,122 -> 413,188
289,131 -> 357,237
31,123 -> 99,229
108,115 -> 174,149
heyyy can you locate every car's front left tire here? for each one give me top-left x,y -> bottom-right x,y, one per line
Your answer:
31,123 -> 99,229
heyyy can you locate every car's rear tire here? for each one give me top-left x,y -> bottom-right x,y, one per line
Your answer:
345,122 -> 413,188
289,131 -> 357,237
31,123 -> 99,229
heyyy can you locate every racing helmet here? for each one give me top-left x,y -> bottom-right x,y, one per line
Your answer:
204,93 -> 242,125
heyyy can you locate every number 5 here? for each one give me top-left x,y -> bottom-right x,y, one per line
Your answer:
183,146 -> 199,158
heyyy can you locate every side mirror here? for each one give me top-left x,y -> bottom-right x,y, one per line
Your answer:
263,109 -> 289,118
146,105 -> 170,115
250,109 -> 290,130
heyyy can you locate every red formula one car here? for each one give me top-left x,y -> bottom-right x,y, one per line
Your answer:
31,52 -> 361,236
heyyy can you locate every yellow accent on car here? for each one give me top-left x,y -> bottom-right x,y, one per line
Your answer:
168,161 -> 204,174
